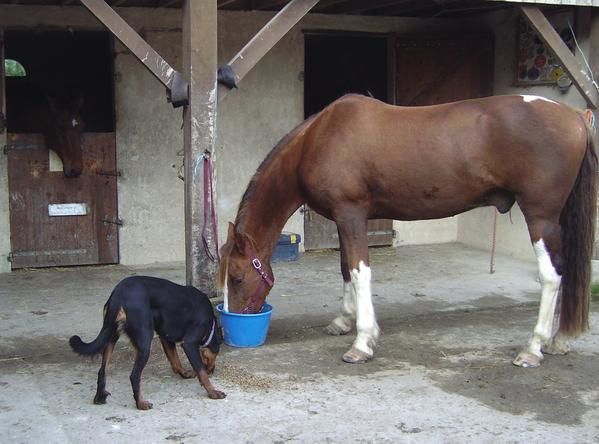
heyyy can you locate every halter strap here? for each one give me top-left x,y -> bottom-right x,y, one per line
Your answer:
244,254 -> 274,313
251,257 -> 274,287
201,319 -> 216,348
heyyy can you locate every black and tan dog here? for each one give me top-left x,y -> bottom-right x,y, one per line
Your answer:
69,276 -> 225,410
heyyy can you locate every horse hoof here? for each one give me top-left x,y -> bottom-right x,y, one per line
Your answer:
325,320 -> 351,336
342,348 -> 372,364
512,351 -> 542,368
542,338 -> 570,356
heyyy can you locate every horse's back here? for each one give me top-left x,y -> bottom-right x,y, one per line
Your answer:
298,94 -> 588,220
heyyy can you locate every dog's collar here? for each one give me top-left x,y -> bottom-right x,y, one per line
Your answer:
201,319 -> 216,348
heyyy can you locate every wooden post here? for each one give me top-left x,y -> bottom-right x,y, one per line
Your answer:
0,30 -> 11,273
182,0 -> 219,292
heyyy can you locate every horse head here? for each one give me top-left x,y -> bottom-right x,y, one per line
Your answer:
43,95 -> 85,178
218,222 -> 274,314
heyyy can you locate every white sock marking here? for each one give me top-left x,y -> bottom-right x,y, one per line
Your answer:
525,239 -> 561,357
222,263 -> 229,312
350,261 -> 379,355
521,95 -> 557,104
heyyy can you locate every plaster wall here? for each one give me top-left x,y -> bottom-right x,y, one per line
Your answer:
0,5 -> 596,269
455,7 -> 593,261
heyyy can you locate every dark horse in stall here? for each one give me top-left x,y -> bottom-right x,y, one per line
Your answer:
36,95 -> 85,178
218,94 -> 596,368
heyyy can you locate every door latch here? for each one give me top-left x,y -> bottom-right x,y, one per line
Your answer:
102,217 -> 124,226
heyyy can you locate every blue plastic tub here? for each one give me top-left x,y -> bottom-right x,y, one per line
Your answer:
216,303 -> 273,348
272,232 -> 301,263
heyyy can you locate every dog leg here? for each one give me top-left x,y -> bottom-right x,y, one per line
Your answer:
182,342 -> 226,399
93,337 -> 117,405
160,338 -> 194,378
130,344 -> 153,410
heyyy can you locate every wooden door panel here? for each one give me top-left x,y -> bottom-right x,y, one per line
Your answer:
7,132 -> 118,268
304,209 -> 393,251
396,36 -> 493,105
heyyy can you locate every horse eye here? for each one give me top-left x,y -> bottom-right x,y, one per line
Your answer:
232,275 -> 244,285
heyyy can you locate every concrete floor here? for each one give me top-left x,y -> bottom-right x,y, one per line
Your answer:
1,243 -> 599,443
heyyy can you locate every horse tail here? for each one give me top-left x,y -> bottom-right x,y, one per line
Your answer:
69,299 -> 123,356
559,116 -> 597,336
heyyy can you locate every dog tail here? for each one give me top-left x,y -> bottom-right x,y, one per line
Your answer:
69,301 -> 124,356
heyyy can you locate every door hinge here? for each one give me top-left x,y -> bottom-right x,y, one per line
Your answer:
102,217 -> 124,226
0,111 -> 5,135
7,252 -> 13,262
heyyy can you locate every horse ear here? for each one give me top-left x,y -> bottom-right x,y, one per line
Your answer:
228,222 -> 246,254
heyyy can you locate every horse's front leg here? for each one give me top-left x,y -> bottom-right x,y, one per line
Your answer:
334,214 -> 380,364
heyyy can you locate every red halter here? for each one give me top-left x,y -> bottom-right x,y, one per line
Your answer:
244,256 -> 274,313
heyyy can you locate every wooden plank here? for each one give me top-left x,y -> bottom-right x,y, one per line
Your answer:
218,0 -> 320,102
79,0 -> 181,91
490,1 -> 598,5
519,5 -> 599,109
182,0 -> 219,293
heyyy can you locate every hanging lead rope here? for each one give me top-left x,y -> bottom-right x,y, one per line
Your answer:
489,208 -> 498,274
202,152 -> 220,263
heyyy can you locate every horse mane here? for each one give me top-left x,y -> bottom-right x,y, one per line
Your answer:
234,114 -> 317,231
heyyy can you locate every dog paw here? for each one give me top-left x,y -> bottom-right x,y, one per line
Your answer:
93,390 -> 110,404
179,370 -> 195,379
136,400 -> 153,410
208,390 -> 226,400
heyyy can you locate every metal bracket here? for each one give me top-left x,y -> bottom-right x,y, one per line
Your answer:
166,71 -> 189,108
217,64 -> 238,89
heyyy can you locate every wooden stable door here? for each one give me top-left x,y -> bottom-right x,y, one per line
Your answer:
6,132 -> 119,268
395,35 -> 493,106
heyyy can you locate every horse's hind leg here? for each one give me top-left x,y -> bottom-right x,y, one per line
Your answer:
325,227 -> 356,336
334,212 -> 380,364
514,219 -> 564,368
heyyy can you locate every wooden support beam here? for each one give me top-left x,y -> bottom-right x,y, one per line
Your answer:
182,0 -> 219,292
519,5 -> 599,109
79,0 -> 186,103
218,0 -> 319,102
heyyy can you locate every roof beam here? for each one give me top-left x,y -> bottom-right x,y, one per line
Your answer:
519,5 -> 599,109
79,0 -> 187,106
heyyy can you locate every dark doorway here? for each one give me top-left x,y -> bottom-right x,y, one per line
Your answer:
4,30 -> 119,268
303,32 -> 393,250
5,30 -> 114,132
304,32 -> 389,118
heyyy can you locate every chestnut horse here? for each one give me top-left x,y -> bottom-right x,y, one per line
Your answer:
218,94 -> 596,367
38,95 -> 85,177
